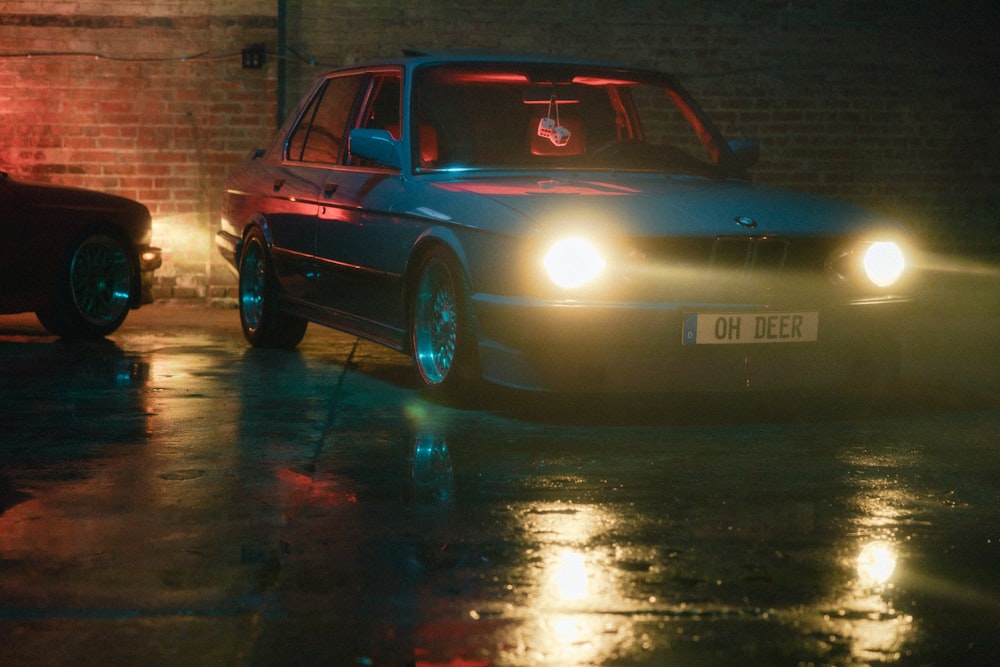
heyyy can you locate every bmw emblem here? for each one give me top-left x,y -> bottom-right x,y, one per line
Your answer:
735,215 -> 758,229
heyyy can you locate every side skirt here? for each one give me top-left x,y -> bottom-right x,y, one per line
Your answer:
281,297 -> 407,353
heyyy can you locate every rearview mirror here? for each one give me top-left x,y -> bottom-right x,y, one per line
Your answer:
522,84 -> 582,104
349,129 -> 402,169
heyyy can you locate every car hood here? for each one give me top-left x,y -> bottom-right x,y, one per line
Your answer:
12,180 -> 147,214
418,174 -> 891,238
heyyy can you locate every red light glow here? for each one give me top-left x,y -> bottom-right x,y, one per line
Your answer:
432,181 -> 639,197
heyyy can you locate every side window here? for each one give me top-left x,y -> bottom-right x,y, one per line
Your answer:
286,74 -> 366,164
348,73 -> 403,168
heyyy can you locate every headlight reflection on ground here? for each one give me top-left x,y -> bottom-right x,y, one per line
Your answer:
824,450 -> 915,664
817,537 -> 912,665
857,541 -> 897,587
550,548 -> 589,602
514,502 -> 644,664
524,503 -> 612,610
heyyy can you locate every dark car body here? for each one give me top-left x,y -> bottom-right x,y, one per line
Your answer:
217,52 -> 913,394
1,171 -> 161,337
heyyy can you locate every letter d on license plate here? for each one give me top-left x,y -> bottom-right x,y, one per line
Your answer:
682,312 -> 819,345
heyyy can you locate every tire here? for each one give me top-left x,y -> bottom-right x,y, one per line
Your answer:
409,247 -> 480,395
238,231 -> 307,349
37,232 -> 135,338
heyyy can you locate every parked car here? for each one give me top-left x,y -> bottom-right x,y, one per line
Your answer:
217,51 -> 913,394
1,171 -> 161,338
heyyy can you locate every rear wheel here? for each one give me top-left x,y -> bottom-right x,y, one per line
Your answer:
409,247 -> 480,395
238,231 -> 307,349
37,232 -> 135,338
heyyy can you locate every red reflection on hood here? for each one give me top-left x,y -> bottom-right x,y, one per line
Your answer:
432,181 -> 639,197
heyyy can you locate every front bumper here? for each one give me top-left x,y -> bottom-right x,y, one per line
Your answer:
472,294 -> 909,393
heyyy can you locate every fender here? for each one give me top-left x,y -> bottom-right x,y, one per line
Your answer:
407,224 -> 473,286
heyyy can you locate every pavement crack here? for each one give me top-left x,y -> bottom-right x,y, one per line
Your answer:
307,336 -> 360,468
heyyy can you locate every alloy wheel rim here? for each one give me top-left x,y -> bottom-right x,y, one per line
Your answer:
240,242 -> 266,331
70,237 -> 131,325
415,261 -> 457,384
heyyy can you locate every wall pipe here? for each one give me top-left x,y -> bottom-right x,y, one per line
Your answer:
277,0 -> 287,126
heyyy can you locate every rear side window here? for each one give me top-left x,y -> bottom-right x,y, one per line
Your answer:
286,74 -> 366,164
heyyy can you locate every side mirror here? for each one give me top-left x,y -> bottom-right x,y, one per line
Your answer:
349,129 -> 402,169
728,139 -> 759,169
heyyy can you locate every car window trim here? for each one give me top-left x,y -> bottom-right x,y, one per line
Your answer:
282,71 -> 371,166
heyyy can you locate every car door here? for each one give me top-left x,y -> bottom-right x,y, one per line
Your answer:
269,72 -> 368,302
311,71 -> 415,339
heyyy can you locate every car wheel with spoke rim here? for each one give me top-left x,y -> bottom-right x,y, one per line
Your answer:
410,247 -> 479,394
37,232 -> 135,338
238,230 -> 307,349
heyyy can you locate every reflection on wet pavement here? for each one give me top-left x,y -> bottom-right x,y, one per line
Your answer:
1,263 -> 999,666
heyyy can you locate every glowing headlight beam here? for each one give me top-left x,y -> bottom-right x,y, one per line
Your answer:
863,241 -> 906,288
543,237 -> 606,289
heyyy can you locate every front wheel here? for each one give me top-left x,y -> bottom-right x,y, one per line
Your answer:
409,248 -> 480,395
37,232 -> 135,338
238,231 -> 307,349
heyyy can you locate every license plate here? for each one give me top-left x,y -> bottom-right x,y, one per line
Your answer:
682,312 -> 819,345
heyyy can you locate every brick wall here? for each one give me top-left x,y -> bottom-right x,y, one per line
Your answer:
1,1 -> 997,298
0,0 -> 277,297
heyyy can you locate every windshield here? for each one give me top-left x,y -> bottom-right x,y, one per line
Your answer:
412,63 -> 726,176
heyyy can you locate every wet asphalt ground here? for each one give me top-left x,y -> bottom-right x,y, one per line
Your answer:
0,256 -> 998,666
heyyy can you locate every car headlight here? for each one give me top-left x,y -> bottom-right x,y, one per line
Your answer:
543,237 -> 606,288
863,241 -> 906,287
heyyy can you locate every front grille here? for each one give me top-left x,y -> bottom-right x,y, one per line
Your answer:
623,236 -> 841,304
634,236 -> 837,274
711,237 -> 789,273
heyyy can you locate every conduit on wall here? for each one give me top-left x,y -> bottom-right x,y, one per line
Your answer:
277,0 -> 288,126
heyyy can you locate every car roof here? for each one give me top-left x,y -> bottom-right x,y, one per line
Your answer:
401,49 -> 623,65
330,49 -> 661,76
